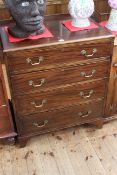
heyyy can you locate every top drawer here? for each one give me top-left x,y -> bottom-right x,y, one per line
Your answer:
6,41 -> 112,75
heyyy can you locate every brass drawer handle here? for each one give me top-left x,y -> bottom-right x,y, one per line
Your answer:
26,56 -> 44,66
80,69 -> 96,78
80,90 -> 93,98
113,63 -> 117,67
78,110 -> 92,118
1,104 -> 6,107
33,120 -> 48,128
81,48 -> 97,57
31,99 -> 47,108
29,78 -> 45,87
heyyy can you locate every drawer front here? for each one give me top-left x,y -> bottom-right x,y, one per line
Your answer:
14,80 -> 107,116
17,100 -> 104,135
11,59 -> 110,95
6,42 -> 111,75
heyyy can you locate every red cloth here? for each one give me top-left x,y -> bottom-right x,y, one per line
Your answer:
5,26 -> 53,43
100,21 -> 117,36
62,20 -> 98,32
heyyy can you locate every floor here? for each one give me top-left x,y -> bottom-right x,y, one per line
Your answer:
1,119 -> 117,175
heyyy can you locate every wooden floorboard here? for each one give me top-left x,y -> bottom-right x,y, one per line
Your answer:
0,119 -> 117,175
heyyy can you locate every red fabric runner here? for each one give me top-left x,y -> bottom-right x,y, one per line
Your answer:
100,21 -> 117,36
62,20 -> 99,32
5,26 -> 53,43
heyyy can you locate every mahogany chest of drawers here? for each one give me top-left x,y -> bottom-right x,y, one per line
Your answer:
93,0 -> 111,22
0,15 -> 114,147
46,0 -> 69,15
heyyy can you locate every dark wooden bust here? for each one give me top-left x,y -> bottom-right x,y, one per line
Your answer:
4,0 -> 46,38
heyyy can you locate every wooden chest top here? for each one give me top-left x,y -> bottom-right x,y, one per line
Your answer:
0,15 -> 114,53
